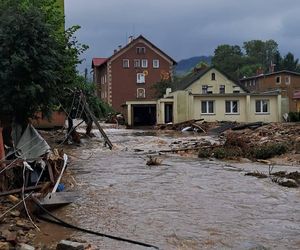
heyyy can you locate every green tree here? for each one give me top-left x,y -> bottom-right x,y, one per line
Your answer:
281,52 -> 299,71
0,1 -> 86,125
212,44 -> 243,79
243,39 -> 279,71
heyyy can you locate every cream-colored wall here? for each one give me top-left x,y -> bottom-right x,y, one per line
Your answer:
187,69 -> 246,94
193,96 -> 247,122
173,91 -> 189,123
247,96 -> 281,122
156,98 -> 174,124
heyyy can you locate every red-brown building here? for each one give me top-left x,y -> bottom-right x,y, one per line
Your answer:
92,35 -> 176,120
240,70 -> 300,112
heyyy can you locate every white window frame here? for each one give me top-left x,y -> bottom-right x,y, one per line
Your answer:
141,59 -> 148,68
225,100 -> 239,114
137,88 -> 146,98
134,59 -> 140,68
153,59 -> 159,68
201,100 -> 214,114
137,73 -> 145,84
255,99 -> 269,114
123,59 -> 129,68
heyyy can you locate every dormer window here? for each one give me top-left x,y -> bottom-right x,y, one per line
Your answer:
211,73 -> 216,81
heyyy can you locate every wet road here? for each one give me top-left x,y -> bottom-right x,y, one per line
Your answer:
63,128 -> 300,250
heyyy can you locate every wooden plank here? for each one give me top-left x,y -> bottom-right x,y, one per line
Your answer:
39,192 -> 80,207
81,94 -> 113,150
0,184 -> 44,197
46,161 -> 55,184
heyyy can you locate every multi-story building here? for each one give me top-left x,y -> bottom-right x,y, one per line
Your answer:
239,70 -> 300,112
92,35 -> 176,117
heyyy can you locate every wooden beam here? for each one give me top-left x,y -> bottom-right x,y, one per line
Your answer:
0,184 -> 44,197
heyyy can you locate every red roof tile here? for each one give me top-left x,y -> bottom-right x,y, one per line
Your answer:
92,58 -> 108,67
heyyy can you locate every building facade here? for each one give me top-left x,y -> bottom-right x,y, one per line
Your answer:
92,35 -> 176,118
239,70 -> 300,112
126,67 -> 282,126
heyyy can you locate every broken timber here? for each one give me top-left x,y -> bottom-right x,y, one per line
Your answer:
81,93 -> 113,150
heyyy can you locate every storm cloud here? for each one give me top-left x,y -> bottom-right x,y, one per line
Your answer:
65,0 -> 300,73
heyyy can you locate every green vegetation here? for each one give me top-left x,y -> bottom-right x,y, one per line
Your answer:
248,143 -> 288,160
0,0 -> 87,125
288,112 -> 300,122
212,39 -> 300,79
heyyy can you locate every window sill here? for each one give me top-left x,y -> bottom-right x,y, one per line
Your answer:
255,112 -> 270,115
201,113 -> 216,115
225,113 -> 240,115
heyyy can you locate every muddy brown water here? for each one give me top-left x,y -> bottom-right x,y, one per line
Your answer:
47,128 -> 300,249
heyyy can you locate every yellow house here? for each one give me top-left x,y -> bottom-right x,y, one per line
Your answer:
126,66 -> 282,126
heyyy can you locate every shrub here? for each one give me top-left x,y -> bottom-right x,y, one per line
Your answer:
249,143 -> 288,159
212,146 -> 243,159
288,112 -> 300,122
198,148 -> 212,158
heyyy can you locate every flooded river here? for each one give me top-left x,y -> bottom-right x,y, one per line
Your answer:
59,128 -> 300,249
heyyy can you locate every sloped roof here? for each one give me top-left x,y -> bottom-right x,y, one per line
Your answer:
92,35 -> 177,68
175,66 -> 249,92
240,70 -> 300,81
92,58 -> 108,68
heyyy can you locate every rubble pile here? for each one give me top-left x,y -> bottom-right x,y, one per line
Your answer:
197,123 -> 300,162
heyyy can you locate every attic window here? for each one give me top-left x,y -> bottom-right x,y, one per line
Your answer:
202,85 -> 208,94
211,73 -> 216,81
275,76 -> 281,84
136,47 -> 146,54
220,85 -> 225,94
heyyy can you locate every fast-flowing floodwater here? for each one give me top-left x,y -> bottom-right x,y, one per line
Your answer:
59,128 -> 300,250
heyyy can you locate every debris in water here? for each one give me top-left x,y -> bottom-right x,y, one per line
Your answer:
245,171 -> 268,178
146,156 -> 163,166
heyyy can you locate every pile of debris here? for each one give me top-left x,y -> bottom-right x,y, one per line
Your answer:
0,124 -> 75,248
155,119 -> 211,133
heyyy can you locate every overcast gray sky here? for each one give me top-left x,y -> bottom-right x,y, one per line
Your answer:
65,0 -> 300,73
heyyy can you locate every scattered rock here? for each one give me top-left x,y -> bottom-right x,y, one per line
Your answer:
56,240 -> 85,250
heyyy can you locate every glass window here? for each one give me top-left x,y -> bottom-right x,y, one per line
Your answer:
136,47 -> 146,54
153,59 -> 159,68
275,76 -> 281,84
220,85 -> 225,94
285,76 -> 290,85
202,85 -> 208,94
225,100 -> 238,113
134,59 -> 140,68
201,101 -> 214,114
141,59 -> 148,68
211,73 -> 216,80
123,59 -> 129,68
137,73 -> 145,83
255,100 -> 269,113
